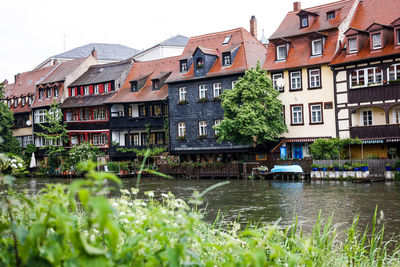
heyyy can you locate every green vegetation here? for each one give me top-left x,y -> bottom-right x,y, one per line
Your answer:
66,142 -> 103,170
310,138 -> 361,160
215,63 -> 287,145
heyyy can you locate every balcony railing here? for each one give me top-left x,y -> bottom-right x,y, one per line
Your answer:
350,124 -> 400,139
66,121 -> 109,131
348,82 -> 400,104
110,116 -> 164,130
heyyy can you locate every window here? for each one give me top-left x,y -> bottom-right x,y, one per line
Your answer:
222,35 -> 231,45
310,103 -> 322,124
290,71 -> 302,90
178,122 -> 186,137
130,81 -> 137,92
99,108 -> 106,119
35,136 -> 46,147
301,16 -> 308,27
139,105 -> 146,117
348,38 -> 357,53
272,73 -> 284,92
276,45 -> 286,60
153,105 -> 161,116
362,110 -> 373,126
213,83 -> 222,98
327,11 -> 335,20
397,29 -> 400,45
14,98 -> 18,108
232,80 -> 237,88
7,100 -> 11,108
53,87 -> 59,97
94,85 -> 99,94
311,39 -> 322,56
28,96 -> 33,106
39,89 -> 44,100
291,105 -> 303,125
388,64 -> 400,81
162,104 -> 168,115
21,97 -> 26,107
46,88 -> 51,98
72,110 -> 79,121
23,136 -> 33,148
214,119 -> 221,136
179,87 -> 187,101
93,109 -> 99,120
152,79 -> 160,90
71,88 -> 76,97
199,121 -> 207,136
104,83 -> 109,93
199,85 -> 207,99
84,86 -> 89,95
34,109 -> 46,123
79,108 -> 90,121
180,60 -> 187,72
222,53 -> 231,66
372,33 -> 382,49
393,107 -> 400,124
350,67 -> 383,88
308,68 -> 321,88
196,58 -> 204,69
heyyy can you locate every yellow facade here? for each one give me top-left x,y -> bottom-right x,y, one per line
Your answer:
351,107 -> 386,126
350,144 -> 388,159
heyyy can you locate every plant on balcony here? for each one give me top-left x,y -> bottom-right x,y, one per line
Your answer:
201,162 -> 213,168
311,164 -> 319,171
395,160 -> 400,171
352,162 -> 361,171
333,162 -> 340,171
107,161 -> 119,173
198,134 -> 207,139
178,99 -> 188,105
320,165 -> 327,171
177,135 -> 186,141
214,162 -> 225,168
360,162 -> 368,171
198,97 -> 208,103
192,162 -> 202,168
388,78 -> 400,85
386,163 -> 393,171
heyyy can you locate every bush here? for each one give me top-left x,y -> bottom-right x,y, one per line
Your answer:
107,161 -> 119,172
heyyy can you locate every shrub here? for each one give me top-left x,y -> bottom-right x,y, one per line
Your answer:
107,161 -> 119,172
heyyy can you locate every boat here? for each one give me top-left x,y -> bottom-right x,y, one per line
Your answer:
270,165 -> 304,174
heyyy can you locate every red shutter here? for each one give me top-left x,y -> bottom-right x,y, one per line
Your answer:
89,85 -> 93,94
109,82 -> 112,91
99,84 -> 104,94
80,86 -> 84,95
69,88 -> 72,97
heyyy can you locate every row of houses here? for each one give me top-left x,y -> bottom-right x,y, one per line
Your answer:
3,0 -> 400,163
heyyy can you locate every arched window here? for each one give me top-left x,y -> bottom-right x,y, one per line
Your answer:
196,58 -> 204,69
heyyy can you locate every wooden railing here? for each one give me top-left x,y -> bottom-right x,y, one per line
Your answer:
350,124 -> 400,139
158,163 -> 241,179
348,83 -> 400,103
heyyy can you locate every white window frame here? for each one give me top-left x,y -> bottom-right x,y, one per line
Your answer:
301,17 -> 308,27
84,86 -> 90,95
178,122 -> 186,137
213,83 -> 222,98
199,85 -> 207,99
179,87 -> 187,101
290,71 -> 302,90
350,67 -> 383,88
392,107 -> 400,124
309,69 -> 321,88
39,89 -> 44,100
348,38 -> 357,53
28,96 -> 33,106
21,97 -> 26,107
214,119 -> 221,136
361,110 -> 373,126
71,88 -> 76,97
94,85 -> 99,94
199,121 -> 207,136
14,98 -> 18,108
387,63 -> 400,81
310,104 -> 322,124
34,109 -> 46,124
99,108 -> 106,120
291,106 -> 303,125
311,39 -> 323,56
272,73 -> 284,91
104,83 -> 109,93
232,80 -> 237,88
276,45 -> 286,61
54,88 -> 59,97
46,88 -> 51,99
372,33 -> 382,49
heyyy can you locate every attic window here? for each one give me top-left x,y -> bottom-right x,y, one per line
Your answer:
222,35 -> 232,45
21,97 -> 26,107
14,98 -> 18,108
222,52 -> 231,66
180,60 -> 187,72
152,79 -> 160,90
7,100 -> 11,108
397,29 -> 400,45
130,81 -> 138,92
196,58 -> 204,69
348,38 -> 357,54
276,45 -> 287,61
301,16 -> 308,27
372,33 -> 382,49
327,11 -> 335,20
311,39 -> 323,56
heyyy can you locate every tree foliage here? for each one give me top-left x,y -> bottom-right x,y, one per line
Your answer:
214,63 -> 287,145
66,142 -> 104,169
309,138 -> 362,160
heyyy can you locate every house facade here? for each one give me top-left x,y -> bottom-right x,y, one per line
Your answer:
106,57 -> 179,160
166,25 -> 268,162
61,59 -> 133,156
330,0 -> 400,159
264,0 -> 358,159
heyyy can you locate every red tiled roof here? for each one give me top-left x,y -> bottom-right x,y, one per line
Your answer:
331,0 -> 400,66
269,0 -> 354,39
38,58 -> 87,84
166,28 -> 267,83
107,56 -> 181,103
31,84 -> 65,109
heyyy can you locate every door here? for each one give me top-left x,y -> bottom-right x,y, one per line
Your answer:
293,143 -> 303,159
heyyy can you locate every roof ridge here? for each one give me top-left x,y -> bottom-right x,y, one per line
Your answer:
190,27 -> 244,39
89,58 -> 133,69
16,64 -> 56,76
240,29 -> 249,69
287,0 -> 353,14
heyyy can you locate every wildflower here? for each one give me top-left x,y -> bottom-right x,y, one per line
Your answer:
131,187 -> 139,195
161,193 -> 169,198
145,191 -> 155,197
17,163 -> 22,168
120,211 -> 126,216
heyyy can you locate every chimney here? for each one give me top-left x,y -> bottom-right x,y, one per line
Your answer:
250,15 -> 258,39
14,73 -> 20,83
293,1 -> 301,11
91,48 -> 98,60
3,79 -> 8,85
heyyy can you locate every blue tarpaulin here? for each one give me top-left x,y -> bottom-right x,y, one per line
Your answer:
271,165 -> 303,173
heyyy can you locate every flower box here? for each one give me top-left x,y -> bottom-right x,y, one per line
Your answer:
177,136 -> 186,141
178,99 -> 188,105
198,97 -> 208,103
198,134 -> 207,139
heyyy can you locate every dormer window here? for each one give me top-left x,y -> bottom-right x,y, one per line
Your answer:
21,97 -> 26,107
348,38 -> 357,54
39,89 -> 44,100
180,60 -> 187,72
46,88 -> 51,98
84,86 -> 89,95
222,35 -> 231,45
222,52 -> 231,66
104,83 -> 109,93
94,85 -> 99,94
7,100 -> 11,108
14,98 -> 18,108
152,79 -> 160,90
276,45 -> 287,61
130,81 -> 137,92
28,96 -> 33,106
53,87 -> 59,97
311,39 -> 323,56
372,33 -> 382,49
196,58 -> 204,69
396,29 -> 400,45
301,16 -> 308,28
327,11 -> 335,20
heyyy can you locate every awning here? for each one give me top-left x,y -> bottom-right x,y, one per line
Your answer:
284,137 -> 325,143
362,139 -> 384,144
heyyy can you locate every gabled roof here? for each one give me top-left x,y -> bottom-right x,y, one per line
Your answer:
269,0 -> 354,39
54,43 -> 140,61
38,57 -> 87,85
159,35 -> 189,46
366,22 -> 393,32
69,59 -> 133,87
107,56 -> 180,103
166,28 -> 267,83
61,92 -> 116,109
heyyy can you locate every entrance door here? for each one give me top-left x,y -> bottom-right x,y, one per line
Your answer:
293,143 -> 303,159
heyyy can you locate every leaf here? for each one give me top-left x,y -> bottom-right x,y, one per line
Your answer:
78,189 -> 90,208
79,232 -> 106,256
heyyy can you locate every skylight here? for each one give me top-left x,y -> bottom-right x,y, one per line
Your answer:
223,35 -> 232,45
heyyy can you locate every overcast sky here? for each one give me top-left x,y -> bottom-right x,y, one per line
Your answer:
0,0 -> 335,83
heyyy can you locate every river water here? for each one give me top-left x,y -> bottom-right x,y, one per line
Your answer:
6,177 -> 400,239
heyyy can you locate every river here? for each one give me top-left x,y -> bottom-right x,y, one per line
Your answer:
5,177 -> 400,239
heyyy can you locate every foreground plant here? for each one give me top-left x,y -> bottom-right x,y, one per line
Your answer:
0,163 -> 399,266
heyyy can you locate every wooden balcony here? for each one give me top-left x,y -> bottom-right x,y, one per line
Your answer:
110,116 -> 164,130
348,82 -> 400,104
350,124 -> 400,139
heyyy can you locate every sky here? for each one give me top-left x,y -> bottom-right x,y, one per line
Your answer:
0,0 -> 336,83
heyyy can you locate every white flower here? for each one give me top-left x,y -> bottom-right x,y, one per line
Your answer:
11,159 -> 16,163
112,202 -> 118,207
123,219 -> 129,224
145,191 -> 154,197
17,163 -> 22,168
11,164 -> 17,169
119,211 -> 126,216
161,193 -> 169,198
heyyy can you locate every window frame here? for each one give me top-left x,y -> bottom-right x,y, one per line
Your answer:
213,83 -> 222,98
350,67 -> 383,88
179,87 -> 187,101
53,87 -> 59,97
396,29 -> 400,46
21,97 -> 26,107
180,60 -> 188,72
276,45 -> 287,61
272,73 -> 284,92
309,102 -> 323,125
130,81 -> 138,92
289,70 -> 302,91
222,52 -> 231,66
34,109 -> 46,124
13,98 -> 18,108
104,83 -> 109,93
300,16 -> 308,28
84,86 -> 90,95
46,88 -> 51,99
311,39 -> 323,56
94,84 -> 99,94
372,32 -> 382,49
198,84 -> 207,99
198,121 -> 207,136
348,38 -> 357,54
39,89 -> 44,100
327,11 -> 335,20
214,119 -> 221,136
178,122 -> 186,137
152,79 -> 160,90
290,104 -> 304,126
307,67 -> 322,89
361,110 -> 373,126
387,63 -> 400,81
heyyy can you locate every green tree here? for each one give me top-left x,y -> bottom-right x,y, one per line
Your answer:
35,101 -> 68,169
66,142 -> 104,169
0,83 -> 22,155
309,138 -> 362,160
214,63 -> 287,145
